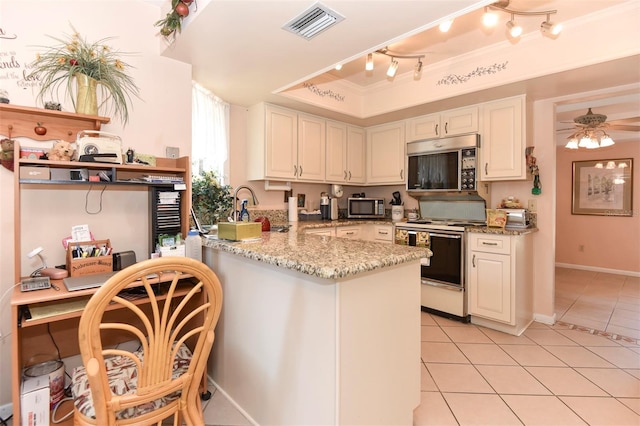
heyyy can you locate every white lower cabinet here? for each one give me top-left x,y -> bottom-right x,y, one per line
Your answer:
371,225 -> 393,243
304,227 -> 335,237
336,226 -> 362,240
467,232 -> 533,336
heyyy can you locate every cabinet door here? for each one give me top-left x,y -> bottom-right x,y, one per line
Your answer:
336,226 -> 362,240
406,113 -> 440,141
346,126 -> 366,184
326,120 -> 347,183
305,228 -> 335,237
480,96 -> 526,181
442,106 -> 478,136
366,122 -> 405,184
265,106 -> 298,179
298,113 -> 326,181
468,250 -> 512,323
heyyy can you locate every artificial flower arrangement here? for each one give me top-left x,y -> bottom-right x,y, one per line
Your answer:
155,0 -> 196,41
27,25 -> 140,125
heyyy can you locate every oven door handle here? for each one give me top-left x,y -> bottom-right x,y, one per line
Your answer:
422,279 -> 463,292
428,233 -> 462,239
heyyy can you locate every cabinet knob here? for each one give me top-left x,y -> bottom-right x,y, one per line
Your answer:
435,124 -> 438,136
299,166 -> 303,176
344,171 -> 347,180
485,163 -> 488,175
348,171 -> 351,180
472,254 -> 476,268
445,122 -> 448,134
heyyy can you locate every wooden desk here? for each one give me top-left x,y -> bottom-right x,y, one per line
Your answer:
10,273 -> 202,425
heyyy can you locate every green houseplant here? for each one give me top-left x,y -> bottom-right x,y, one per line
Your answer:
192,170 -> 233,225
27,25 -> 140,124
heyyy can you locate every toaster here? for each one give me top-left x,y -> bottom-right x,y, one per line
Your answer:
497,208 -> 532,229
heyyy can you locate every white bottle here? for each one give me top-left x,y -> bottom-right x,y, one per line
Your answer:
185,229 -> 202,262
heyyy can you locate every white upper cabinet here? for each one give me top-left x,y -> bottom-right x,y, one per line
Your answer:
406,106 -> 478,142
247,103 -> 325,182
297,113 -> 326,181
326,122 -> 365,184
480,95 -> 527,181
367,121 -> 405,184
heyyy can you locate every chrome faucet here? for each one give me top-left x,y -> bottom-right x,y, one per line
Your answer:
233,185 -> 259,221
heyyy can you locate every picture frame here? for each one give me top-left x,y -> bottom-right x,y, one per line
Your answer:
297,193 -> 306,208
572,158 -> 633,216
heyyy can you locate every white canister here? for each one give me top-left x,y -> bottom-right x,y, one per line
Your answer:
391,205 -> 404,222
288,197 -> 298,221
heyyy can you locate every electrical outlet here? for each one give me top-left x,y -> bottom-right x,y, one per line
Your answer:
0,402 -> 13,421
166,146 -> 179,159
528,199 -> 537,212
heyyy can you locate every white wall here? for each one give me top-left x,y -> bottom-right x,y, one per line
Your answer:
0,0 -> 192,408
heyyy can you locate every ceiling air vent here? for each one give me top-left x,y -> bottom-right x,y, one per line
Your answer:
282,2 -> 345,40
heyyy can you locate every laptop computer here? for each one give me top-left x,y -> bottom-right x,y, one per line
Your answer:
63,271 -> 117,292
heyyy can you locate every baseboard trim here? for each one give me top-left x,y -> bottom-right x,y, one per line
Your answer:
555,263 -> 640,278
206,375 -> 258,425
534,312 -> 556,325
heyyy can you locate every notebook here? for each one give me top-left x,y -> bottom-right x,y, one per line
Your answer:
63,271 -> 117,291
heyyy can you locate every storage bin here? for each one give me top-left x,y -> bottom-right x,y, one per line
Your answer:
66,239 -> 112,277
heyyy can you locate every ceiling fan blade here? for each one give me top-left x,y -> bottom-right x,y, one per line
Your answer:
608,116 -> 640,125
607,124 -> 640,131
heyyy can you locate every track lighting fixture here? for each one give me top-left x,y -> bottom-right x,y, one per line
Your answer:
438,19 -> 453,33
486,1 -> 562,39
365,53 -> 374,71
365,47 -> 425,79
334,63 -> 343,70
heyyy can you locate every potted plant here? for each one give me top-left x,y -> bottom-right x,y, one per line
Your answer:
192,170 -> 233,226
26,25 -> 140,125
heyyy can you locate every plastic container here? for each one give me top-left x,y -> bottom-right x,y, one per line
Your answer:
185,229 -> 203,261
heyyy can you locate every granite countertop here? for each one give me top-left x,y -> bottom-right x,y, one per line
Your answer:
203,230 -> 427,280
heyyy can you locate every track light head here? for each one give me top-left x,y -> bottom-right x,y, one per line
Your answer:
365,53 -> 374,71
482,7 -> 499,27
386,58 -> 399,77
506,16 -> 522,38
439,19 -> 453,32
414,59 -> 423,79
334,63 -> 343,70
541,15 -> 562,37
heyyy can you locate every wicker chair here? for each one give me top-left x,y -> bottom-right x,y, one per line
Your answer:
71,257 -> 222,425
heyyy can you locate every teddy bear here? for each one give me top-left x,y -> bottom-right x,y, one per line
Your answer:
0,138 -> 14,160
48,140 -> 75,161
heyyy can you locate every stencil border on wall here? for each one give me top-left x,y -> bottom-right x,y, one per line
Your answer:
437,61 -> 508,85
572,158 -> 633,216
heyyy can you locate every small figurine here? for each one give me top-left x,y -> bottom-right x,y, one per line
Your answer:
126,148 -> 134,163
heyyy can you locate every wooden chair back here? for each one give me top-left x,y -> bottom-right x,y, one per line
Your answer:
74,257 -> 222,425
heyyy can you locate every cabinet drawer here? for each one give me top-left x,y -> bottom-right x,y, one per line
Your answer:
372,225 -> 393,242
468,233 -> 511,255
336,226 -> 361,239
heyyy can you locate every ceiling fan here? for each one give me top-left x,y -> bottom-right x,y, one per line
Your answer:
559,108 -> 640,149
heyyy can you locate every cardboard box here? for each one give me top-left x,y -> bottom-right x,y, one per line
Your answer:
20,166 -> 50,180
21,376 -> 50,426
217,222 -> 262,241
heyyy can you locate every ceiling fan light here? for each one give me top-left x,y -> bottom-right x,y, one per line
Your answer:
599,135 -> 615,147
386,58 -> 399,77
594,163 -> 604,168
586,138 -> 600,149
365,53 -> 374,71
564,139 -> 579,149
439,19 -> 453,32
482,8 -> 498,27
578,135 -> 592,148
618,162 -> 628,169
506,18 -> 522,38
606,161 -> 617,169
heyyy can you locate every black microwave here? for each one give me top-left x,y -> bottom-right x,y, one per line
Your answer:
347,198 -> 385,219
407,134 -> 479,193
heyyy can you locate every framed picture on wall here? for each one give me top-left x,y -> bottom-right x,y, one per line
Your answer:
572,158 -> 633,216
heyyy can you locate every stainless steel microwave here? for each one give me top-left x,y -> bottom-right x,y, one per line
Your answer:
347,198 -> 385,219
407,133 -> 479,193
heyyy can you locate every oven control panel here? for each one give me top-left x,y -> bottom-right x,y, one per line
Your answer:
461,148 -> 476,190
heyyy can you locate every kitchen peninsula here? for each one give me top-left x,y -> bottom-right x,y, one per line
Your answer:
203,229 -> 427,425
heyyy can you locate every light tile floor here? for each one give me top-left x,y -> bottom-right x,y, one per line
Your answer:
555,268 -> 640,340
202,312 -> 639,426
